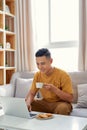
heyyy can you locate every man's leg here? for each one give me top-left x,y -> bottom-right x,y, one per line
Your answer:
53,102 -> 72,115
31,99 -> 50,113
31,100 -> 72,115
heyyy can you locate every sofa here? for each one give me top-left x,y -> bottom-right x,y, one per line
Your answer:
0,71 -> 87,118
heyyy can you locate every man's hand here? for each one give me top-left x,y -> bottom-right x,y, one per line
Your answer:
25,90 -> 36,111
43,83 -> 54,91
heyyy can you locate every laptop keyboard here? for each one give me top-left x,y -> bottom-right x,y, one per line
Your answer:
29,112 -> 37,117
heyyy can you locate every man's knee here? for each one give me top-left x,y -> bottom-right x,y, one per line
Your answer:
54,102 -> 72,115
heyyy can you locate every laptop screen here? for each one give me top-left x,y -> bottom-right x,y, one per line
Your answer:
0,97 -> 37,119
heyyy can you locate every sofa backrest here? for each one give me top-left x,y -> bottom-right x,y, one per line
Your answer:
69,71 -> 87,103
10,71 -> 87,103
10,71 -> 35,86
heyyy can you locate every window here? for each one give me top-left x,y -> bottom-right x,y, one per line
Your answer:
31,0 -> 79,71
50,0 -> 79,42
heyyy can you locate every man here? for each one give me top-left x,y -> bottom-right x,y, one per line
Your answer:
26,48 -> 73,115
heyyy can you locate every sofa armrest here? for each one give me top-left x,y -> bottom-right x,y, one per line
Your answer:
10,72 -> 21,86
0,84 -> 15,97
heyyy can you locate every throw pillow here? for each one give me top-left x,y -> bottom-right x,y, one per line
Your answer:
15,78 -> 33,98
76,84 -> 87,108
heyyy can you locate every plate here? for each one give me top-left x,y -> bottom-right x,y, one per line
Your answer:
36,113 -> 53,120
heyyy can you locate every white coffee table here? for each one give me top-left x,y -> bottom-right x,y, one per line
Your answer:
0,114 -> 87,130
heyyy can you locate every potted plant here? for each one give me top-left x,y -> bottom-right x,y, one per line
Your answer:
5,25 -> 9,31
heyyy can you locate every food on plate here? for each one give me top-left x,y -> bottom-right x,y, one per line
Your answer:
36,113 -> 53,119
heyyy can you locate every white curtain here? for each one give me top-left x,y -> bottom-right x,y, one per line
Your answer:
16,0 -> 36,71
78,0 -> 87,71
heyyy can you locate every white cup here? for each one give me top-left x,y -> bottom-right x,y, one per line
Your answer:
36,82 -> 43,88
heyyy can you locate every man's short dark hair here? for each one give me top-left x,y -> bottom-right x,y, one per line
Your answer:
35,48 -> 51,58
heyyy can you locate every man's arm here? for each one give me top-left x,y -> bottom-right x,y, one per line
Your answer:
25,90 -> 36,110
43,84 -> 73,103
52,86 -> 73,103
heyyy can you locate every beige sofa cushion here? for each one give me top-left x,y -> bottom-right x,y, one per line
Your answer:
69,71 -> 87,103
76,84 -> 87,108
15,78 -> 33,98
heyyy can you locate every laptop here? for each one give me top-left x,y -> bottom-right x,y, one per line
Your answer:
0,97 -> 37,119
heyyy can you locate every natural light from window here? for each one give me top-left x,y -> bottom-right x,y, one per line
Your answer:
31,0 -> 79,72
51,0 -> 79,42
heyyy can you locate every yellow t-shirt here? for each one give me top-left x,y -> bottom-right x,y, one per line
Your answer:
30,67 -> 73,102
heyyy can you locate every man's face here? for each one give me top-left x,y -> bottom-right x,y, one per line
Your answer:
36,56 -> 52,74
